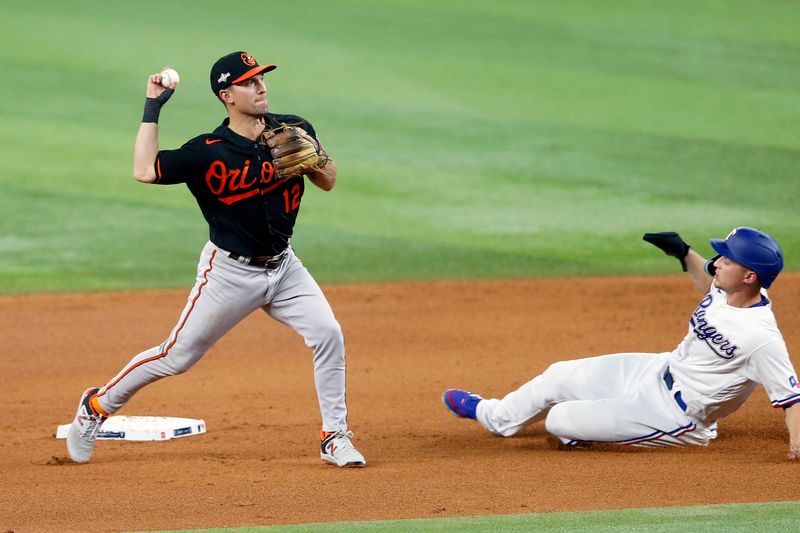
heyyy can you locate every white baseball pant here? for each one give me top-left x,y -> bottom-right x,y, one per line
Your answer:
94,241 -> 349,431
477,352 -> 716,446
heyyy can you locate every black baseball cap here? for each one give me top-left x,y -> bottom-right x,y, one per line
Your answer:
210,51 -> 276,97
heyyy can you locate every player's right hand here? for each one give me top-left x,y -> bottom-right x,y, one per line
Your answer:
146,74 -> 175,101
141,74 -> 175,124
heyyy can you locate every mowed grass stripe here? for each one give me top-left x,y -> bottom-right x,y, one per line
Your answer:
1,0 -> 797,294
137,501 -> 800,533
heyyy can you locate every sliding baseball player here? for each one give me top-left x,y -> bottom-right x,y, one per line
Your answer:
444,228 -> 800,459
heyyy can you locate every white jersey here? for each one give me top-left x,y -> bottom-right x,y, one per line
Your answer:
668,284 -> 800,425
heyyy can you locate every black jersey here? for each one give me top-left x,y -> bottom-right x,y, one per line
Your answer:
154,113 -> 317,256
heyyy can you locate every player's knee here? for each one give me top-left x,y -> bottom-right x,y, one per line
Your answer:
160,341 -> 209,375
544,404 -> 573,440
315,320 -> 344,348
172,361 -> 193,374
543,360 -> 569,378
164,356 -> 195,375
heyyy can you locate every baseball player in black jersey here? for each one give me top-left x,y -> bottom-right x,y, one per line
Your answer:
66,51 -> 366,468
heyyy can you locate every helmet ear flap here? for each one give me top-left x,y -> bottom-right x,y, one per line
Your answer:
704,254 -> 721,276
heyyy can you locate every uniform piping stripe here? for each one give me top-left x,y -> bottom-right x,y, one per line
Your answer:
778,398 -> 800,410
97,249 -> 217,397
609,421 -> 697,446
772,392 -> 800,407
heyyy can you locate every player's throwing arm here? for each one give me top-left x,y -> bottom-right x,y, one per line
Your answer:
66,52 -> 365,469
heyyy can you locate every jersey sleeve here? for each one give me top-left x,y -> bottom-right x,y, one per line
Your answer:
300,118 -> 317,140
154,138 -> 205,185
744,340 -> 800,409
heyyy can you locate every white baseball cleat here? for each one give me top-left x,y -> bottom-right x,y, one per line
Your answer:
320,430 -> 366,468
66,387 -> 108,464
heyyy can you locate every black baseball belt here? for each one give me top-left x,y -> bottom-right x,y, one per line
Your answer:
228,249 -> 288,269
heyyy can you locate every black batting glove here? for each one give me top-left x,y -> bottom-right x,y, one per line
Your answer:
643,232 -> 690,272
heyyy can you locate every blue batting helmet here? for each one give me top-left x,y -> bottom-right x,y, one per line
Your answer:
709,227 -> 783,288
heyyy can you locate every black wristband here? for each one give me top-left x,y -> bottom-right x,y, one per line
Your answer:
142,98 -> 162,123
141,88 -> 174,123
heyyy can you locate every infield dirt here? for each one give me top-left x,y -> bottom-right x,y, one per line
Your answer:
2,275 -> 799,531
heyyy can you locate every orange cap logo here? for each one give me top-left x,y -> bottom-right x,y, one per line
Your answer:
241,53 -> 256,66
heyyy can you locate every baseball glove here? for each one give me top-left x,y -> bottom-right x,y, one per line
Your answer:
262,125 -> 328,180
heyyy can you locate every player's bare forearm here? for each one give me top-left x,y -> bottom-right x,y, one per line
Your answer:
684,249 -> 712,292
133,122 -> 159,183
307,158 -> 337,191
785,404 -> 800,461
133,73 -> 175,184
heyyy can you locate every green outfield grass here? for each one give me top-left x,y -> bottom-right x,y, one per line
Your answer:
1,0 -> 798,294
4,2 -> 800,532
140,501 -> 800,532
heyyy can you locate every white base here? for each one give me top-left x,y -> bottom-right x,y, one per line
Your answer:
56,416 -> 206,441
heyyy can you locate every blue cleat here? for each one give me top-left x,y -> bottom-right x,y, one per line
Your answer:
442,389 -> 483,420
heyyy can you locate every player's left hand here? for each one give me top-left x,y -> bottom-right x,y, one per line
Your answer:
262,125 -> 328,180
643,232 -> 690,272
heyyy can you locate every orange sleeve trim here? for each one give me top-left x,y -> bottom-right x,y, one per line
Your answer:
154,155 -> 163,184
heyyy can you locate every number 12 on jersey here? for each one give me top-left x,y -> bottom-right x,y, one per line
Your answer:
283,184 -> 301,213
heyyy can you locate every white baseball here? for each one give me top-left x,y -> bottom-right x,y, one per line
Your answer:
160,68 -> 180,88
